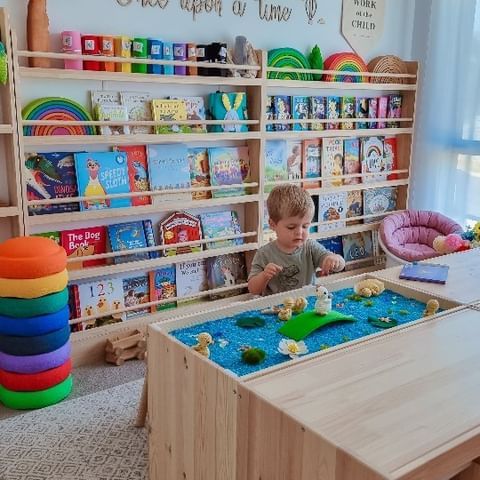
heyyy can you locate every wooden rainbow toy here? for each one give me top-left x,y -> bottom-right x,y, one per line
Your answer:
323,52 -> 369,83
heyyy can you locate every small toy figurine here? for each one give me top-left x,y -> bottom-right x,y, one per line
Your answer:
292,297 -> 308,314
314,286 -> 332,316
353,279 -> 385,298
283,297 -> 295,310
192,332 -> 214,358
423,299 -> 440,317
278,307 -> 292,322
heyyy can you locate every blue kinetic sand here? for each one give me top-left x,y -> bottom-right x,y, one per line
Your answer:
171,288 -> 431,377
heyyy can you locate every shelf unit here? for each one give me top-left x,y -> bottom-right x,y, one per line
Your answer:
11,39 -> 418,365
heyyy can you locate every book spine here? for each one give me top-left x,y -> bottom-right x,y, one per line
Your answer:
143,220 -> 160,258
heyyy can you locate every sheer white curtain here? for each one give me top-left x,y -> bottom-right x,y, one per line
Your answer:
409,0 -> 480,227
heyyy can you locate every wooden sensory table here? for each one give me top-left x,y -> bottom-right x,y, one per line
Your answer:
147,273 -> 466,480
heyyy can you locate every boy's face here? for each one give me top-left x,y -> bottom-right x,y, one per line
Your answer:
269,212 -> 313,252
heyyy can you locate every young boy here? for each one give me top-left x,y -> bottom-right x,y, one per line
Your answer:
248,184 -> 345,295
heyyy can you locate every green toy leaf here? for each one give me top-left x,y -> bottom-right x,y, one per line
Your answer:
308,44 -> 323,81
236,316 -> 266,329
368,316 -> 398,329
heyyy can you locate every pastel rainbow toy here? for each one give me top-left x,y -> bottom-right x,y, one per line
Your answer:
267,48 -> 313,81
22,97 -> 96,136
322,52 -> 369,83
0,237 -> 72,410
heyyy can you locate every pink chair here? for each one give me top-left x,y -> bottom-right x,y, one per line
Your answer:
379,210 -> 463,267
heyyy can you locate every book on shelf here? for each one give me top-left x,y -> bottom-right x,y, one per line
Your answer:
377,95 -> 388,129
291,96 -> 310,131
151,99 -> 190,134
175,259 -> 208,306
326,96 -> 341,130
94,104 -> 130,136
159,211 -> 202,256
265,95 -> 275,132
264,140 -> 288,192
60,226 -> 107,270
206,253 -> 247,299
122,275 -> 150,319
317,236 -> 344,256
187,148 -> 211,200
384,137 -> 398,180
68,284 -> 82,332
149,266 -> 177,312
142,219 -> 160,259
32,231 -> 61,244
342,231 -> 374,271
302,139 -> 321,189
107,221 -> 150,264
343,138 -> 361,185
200,210 -> 243,249
147,143 -> 191,204
74,151 -> 131,211
317,191 -> 348,232
346,190 -> 363,225
387,94 -> 402,128
119,91 -> 153,135
361,136 -> 386,183
355,97 -> 369,129
90,90 -> 121,109
286,140 -> 302,181
309,96 -> 326,131
368,97 -> 378,129
170,96 -> 207,133
209,91 -> 248,133
363,186 -> 398,223
321,137 -> 343,187
272,95 -> 291,131
399,263 -> 449,284
341,96 -> 355,130
25,152 -> 80,216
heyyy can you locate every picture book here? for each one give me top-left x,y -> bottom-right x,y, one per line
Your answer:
67,284 -> 82,332
265,95 -> 274,131
399,263 -> 449,284
321,137 -> 343,187
149,266 -> 177,312
208,146 -> 250,198
60,226 -> 107,270
342,231 -> 374,271
170,96 -> 206,133
115,145 -> 150,207
264,140 -> 288,192
343,138 -> 361,185
302,139 -> 321,188
286,140 -> 302,180
151,99 -> 190,134
76,278 -> 126,329
107,221 -> 149,264
368,97 -> 378,129
95,103 -> 130,136
90,90 -> 120,109
363,186 -> 398,223
387,94 -> 402,128
74,152 -> 131,211
384,137 -> 398,180
291,96 -> 310,131
326,96 -> 341,130
355,97 -> 369,129
310,96 -> 326,131
206,253 -> 247,299
122,275 -> 150,318
361,136 -> 386,183
208,92 -> 248,133
147,143 -> 191,204
175,259 -> 208,305
187,148 -> 211,200
346,190 -> 363,224
200,210 -> 243,249
377,95 -> 388,129
159,211 -> 202,256
120,91 -> 152,135
272,95 -> 291,131
25,152 -> 80,215
142,219 -> 160,259
317,191 -> 348,232
317,236 -> 343,256
33,231 -> 60,244
341,96 -> 355,130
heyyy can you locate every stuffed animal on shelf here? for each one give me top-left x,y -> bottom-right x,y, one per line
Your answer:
433,234 -> 470,254
192,332 -> 214,358
314,286 -> 332,316
227,35 -> 260,78
423,299 -> 440,317
27,0 -> 51,68
354,279 -> 385,298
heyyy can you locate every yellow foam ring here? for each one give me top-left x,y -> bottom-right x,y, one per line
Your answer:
0,270 -> 69,299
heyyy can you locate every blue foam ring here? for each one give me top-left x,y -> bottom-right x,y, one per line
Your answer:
148,38 -> 163,74
0,306 -> 70,337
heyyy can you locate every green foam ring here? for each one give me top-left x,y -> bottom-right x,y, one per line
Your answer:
267,48 -> 313,81
0,375 -> 73,410
0,288 -> 69,318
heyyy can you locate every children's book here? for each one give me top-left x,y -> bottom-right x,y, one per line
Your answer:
208,92 -> 248,133
286,140 -> 302,180
200,210 -> 243,249
384,137 -> 398,180
346,190 -> 363,224
206,253 -> 247,299
159,211 -> 202,256
264,140 -> 288,192
170,96 -> 206,133
317,236 -> 343,256
187,148 -> 211,200
326,96 -> 341,130
272,95 -> 291,131
361,136 -> 386,183
143,219 -> 160,259
343,138 -> 361,185
25,152 -> 80,216
107,221 -> 149,264
321,137 -> 343,187
363,186 -> 398,223
149,266 -> 177,312
291,96 -> 310,131
342,231 -> 374,271
399,263 -> 449,284
387,94 -> 402,128
265,95 -> 274,131
175,259 -> 208,305
368,97 -> 378,129
341,96 -> 355,130
60,226 -> 107,270
377,95 -> 388,129
122,275 -> 150,318
355,97 -> 369,129
68,284 -> 82,332
95,104 -> 130,136
151,99 -> 190,134
302,139 -> 321,188
147,143 -> 191,204
90,90 -> 121,110
317,191 -> 348,232
74,152 -> 131,211
115,145 -> 151,206
310,96 -> 326,131
120,91 -> 153,135
208,146 -> 250,198
33,231 -> 61,244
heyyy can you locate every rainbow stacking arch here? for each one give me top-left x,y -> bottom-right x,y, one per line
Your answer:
267,48 -> 313,81
22,97 -> 96,136
323,52 -> 369,83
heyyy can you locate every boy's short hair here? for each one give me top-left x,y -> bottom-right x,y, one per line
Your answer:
267,184 -> 315,223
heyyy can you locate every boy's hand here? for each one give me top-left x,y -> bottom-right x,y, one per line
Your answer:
263,263 -> 283,281
320,254 -> 345,276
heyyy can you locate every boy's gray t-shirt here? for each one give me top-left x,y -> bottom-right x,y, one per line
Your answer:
248,239 -> 330,295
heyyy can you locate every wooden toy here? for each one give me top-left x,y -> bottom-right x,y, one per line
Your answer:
27,0 -> 51,68
105,329 -> 146,366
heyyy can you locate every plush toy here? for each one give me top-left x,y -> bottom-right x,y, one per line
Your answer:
433,234 -> 470,254
353,279 -> 385,298
227,35 -> 260,78
278,307 -> 292,322
314,286 -> 332,315
292,297 -> 308,314
27,0 -> 51,68
192,332 -> 213,358
423,299 -> 440,317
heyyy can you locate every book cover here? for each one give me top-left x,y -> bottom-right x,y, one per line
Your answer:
387,94 -> 402,128
384,137 -> 398,180
68,284 -> 82,332
159,211 -> 202,256
302,139 -> 321,188
265,95 -> 274,131
272,95 -> 291,131
200,210 -> 243,249
151,99 -> 190,134
317,191 -> 348,232
108,221 -> 149,264
187,148 -> 211,200
170,96 -> 207,133
310,96 -> 326,131
341,96 -> 355,130
25,152 -> 80,216
147,143 -> 191,204
208,146 -> 250,198
120,91 -> 153,135
342,231 -> 374,270
143,219 -> 160,259
208,92 -> 248,133
291,96 -> 310,131
206,253 -> 247,299
368,97 -> 378,129
317,236 -> 343,256
399,263 -> 449,284
361,136 -> 386,183
95,104 -> 130,136
363,186 -> 398,223
343,138 -> 361,185
74,152 -> 132,211
326,96 -> 341,130
149,266 -> 177,312
377,95 -> 389,129
122,275 -> 150,318
321,137 -> 343,187
286,140 -> 302,180
33,231 -> 61,244
60,226 -> 107,270
346,190 -> 363,224
264,140 -> 288,192
115,145 -> 151,206
90,90 -> 120,109
175,259 -> 208,304
355,97 -> 369,129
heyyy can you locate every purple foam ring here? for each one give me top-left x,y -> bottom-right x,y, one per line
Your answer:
0,340 -> 71,374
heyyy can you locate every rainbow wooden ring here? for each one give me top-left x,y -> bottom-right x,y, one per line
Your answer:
0,288 -> 69,318
0,324 -> 70,356
0,237 -> 67,279
0,359 -> 72,392
0,375 -> 73,410
0,270 -> 68,299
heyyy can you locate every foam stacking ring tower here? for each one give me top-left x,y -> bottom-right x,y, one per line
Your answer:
0,236 -> 72,410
